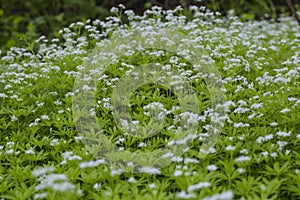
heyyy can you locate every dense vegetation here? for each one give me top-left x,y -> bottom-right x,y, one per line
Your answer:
0,3 -> 300,199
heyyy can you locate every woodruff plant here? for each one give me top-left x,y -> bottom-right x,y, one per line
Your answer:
72,26 -> 226,172
1,3 -> 300,199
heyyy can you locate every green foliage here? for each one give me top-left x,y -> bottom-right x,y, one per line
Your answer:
0,0 -> 110,51
0,0 -> 298,53
0,4 -> 300,199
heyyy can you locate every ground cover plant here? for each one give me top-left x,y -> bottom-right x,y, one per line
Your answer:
0,4 -> 300,200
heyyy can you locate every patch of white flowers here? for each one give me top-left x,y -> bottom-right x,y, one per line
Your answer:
1,3 -> 299,199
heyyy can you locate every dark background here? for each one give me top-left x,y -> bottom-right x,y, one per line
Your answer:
0,0 -> 299,52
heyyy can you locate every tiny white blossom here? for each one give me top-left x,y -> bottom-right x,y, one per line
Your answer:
270,122 -> 278,126
32,166 -> 55,177
280,108 -> 290,114
93,182 -> 102,189
11,115 -> 18,122
79,159 -> 106,169
110,169 -> 123,176
174,170 -> 183,177
25,147 -> 35,154
233,122 -> 250,128
235,156 -> 251,162
149,183 -> 156,189
33,193 -> 48,199
41,115 -> 49,120
177,191 -> 196,199
110,7 -> 119,13
225,145 -> 236,151
50,139 -> 60,146
276,131 -> 291,137
237,168 -> 245,174
261,151 -> 269,157
6,149 -> 14,154
184,158 -> 199,164
127,177 -> 137,183
118,4 -> 125,9
188,182 -> 211,192
203,190 -> 234,200
270,152 -> 278,157
140,167 -> 161,175
206,164 -> 218,171
251,103 -> 263,109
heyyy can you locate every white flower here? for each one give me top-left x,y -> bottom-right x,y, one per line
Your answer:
177,191 -> 196,199
248,112 -> 256,119
127,162 -> 134,167
138,142 -> 147,148
200,147 -> 216,154
188,182 -> 211,192
41,115 -> 49,120
256,134 -> 273,143
32,166 -> 55,177
184,158 -> 200,164
233,122 -> 250,128
233,107 -> 250,113
276,131 -> 291,137
127,177 -> 137,183
161,152 -> 174,159
270,122 -> 278,126
33,193 -> 48,199
79,159 -> 106,169
11,115 -> 18,122
203,190 -> 234,200
74,136 -> 83,142
120,119 -> 129,129
118,4 -> 125,9
7,142 -> 15,146
171,156 -> 184,162
277,141 -> 287,148
206,164 -> 218,171
265,134 -> 274,140
51,182 -> 76,192
270,152 -> 278,157
280,108 -> 290,114
93,182 -> 102,189
0,93 -> 8,98
34,173 -> 80,194
174,170 -> 183,177
171,134 -> 197,146
225,145 -> 236,151
235,156 -> 251,162
65,92 -> 74,97
6,149 -> 14,154
110,7 -> 119,13
140,167 -> 161,175
50,139 -> 59,146
61,151 -> 82,164
25,147 -> 35,155
261,151 -> 269,157
237,168 -> 245,174
110,169 -> 123,176
251,103 -> 263,109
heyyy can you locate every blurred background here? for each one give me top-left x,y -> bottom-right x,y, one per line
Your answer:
0,0 -> 299,52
